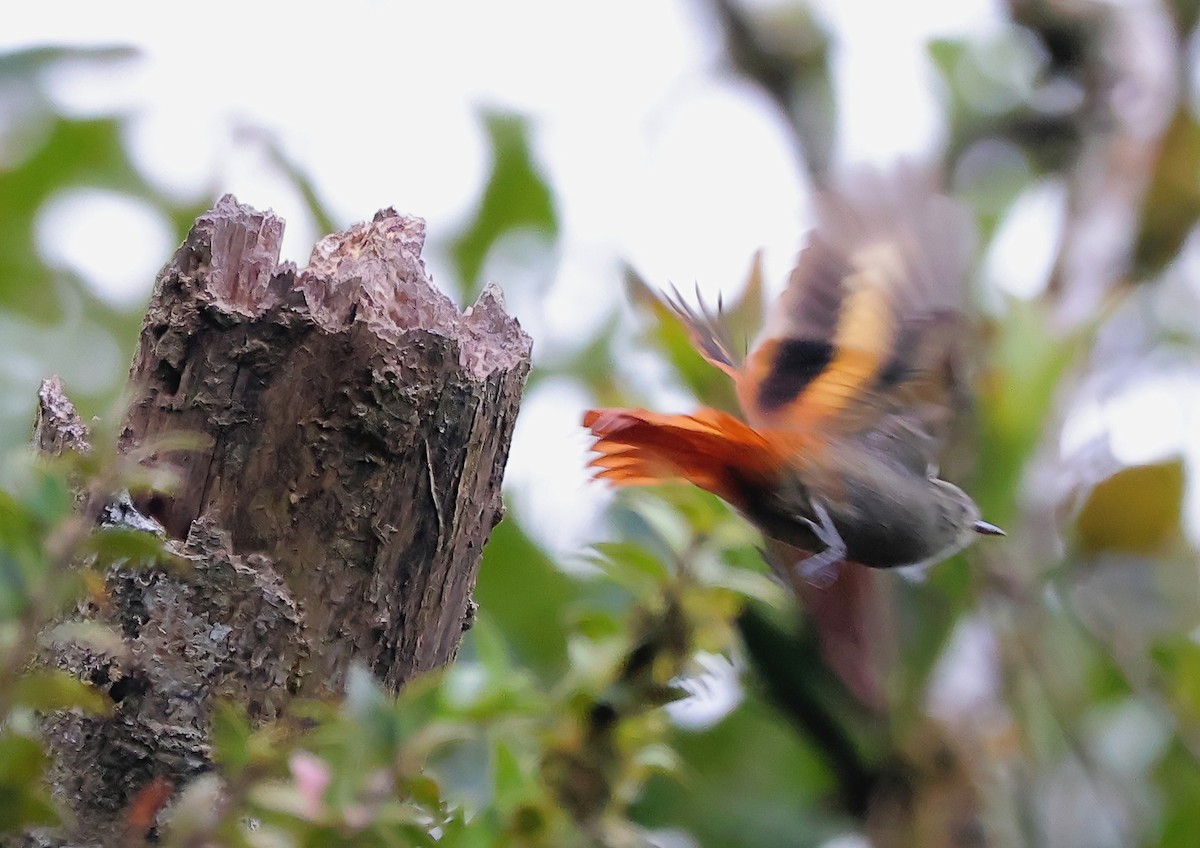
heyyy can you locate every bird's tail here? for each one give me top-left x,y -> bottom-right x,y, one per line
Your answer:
582,407 -> 779,506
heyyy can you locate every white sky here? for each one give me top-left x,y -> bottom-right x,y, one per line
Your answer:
17,0 -> 1200,750
4,0 -> 1020,557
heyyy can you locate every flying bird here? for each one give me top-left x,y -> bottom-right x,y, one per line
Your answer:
583,167 -> 1003,586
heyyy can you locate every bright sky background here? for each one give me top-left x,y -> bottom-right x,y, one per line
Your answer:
77,1 -> 1200,600
1,0 -> 1012,559
8,0 -> 1196,549
11,3 -> 1200,818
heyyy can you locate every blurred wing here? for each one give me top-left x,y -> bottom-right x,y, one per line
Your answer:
658,251 -> 767,381
661,284 -> 742,379
739,165 -> 974,461
763,537 -> 892,711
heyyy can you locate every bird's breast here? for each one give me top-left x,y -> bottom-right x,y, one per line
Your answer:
741,453 -> 950,569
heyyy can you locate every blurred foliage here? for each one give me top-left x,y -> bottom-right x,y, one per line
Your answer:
0,444 -> 149,835
0,48 -> 209,454
1133,108 -> 1200,279
708,0 -> 836,177
1075,460 -> 1184,555
6,0 -> 1200,845
449,111 -> 559,302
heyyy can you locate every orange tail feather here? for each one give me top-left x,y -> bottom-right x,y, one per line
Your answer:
582,407 -> 780,506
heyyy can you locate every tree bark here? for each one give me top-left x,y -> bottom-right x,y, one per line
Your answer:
23,196 -> 531,846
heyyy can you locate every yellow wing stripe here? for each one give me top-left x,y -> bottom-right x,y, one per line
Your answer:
750,281 -> 897,435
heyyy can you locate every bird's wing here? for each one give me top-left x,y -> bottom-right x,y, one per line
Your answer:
736,165 -> 975,465
656,251 -> 766,381
662,283 -> 743,379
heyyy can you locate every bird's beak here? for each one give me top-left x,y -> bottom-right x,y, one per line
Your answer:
974,520 -> 1006,537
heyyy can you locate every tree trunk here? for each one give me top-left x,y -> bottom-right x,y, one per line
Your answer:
23,196 -> 531,846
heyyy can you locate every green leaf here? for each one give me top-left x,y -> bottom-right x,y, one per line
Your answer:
1132,108 -> 1200,279
466,613 -> 515,680
1075,460 -> 1185,555
16,468 -> 73,526
537,312 -> 622,400
0,116 -> 145,323
0,730 -> 59,830
977,297 -> 1081,524
0,490 -> 37,548
406,774 -> 445,811
588,541 -> 669,596
210,701 -> 254,777
473,518 -> 578,682
1157,743 -> 1200,848
631,696 -> 835,848
491,736 -> 530,813
84,526 -> 170,566
11,669 -> 112,715
449,111 -> 558,299
1155,641 -> 1200,728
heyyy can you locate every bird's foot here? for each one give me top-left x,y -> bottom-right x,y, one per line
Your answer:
792,499 -> 847,587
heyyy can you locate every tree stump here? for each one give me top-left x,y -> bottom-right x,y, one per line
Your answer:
26,196 -> 531,845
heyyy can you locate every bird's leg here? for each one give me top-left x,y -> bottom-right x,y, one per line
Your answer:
792,499 -> 847,587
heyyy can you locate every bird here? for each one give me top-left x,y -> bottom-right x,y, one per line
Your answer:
582,166 -> 1003,587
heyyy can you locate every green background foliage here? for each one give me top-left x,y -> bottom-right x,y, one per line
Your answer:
4,2 -> 1200,845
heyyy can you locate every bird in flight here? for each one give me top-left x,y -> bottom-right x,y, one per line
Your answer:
583,167 -> 1003,587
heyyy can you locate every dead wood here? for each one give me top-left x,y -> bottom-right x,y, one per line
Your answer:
20,196 -> 530,846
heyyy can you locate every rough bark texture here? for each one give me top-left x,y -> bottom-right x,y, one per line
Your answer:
122,195 -> 529,690
21,196 -> 531,846
33,376 -> 89,457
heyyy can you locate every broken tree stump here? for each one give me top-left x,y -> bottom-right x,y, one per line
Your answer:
27,196 -> 531,845
124,195 -> 530,692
